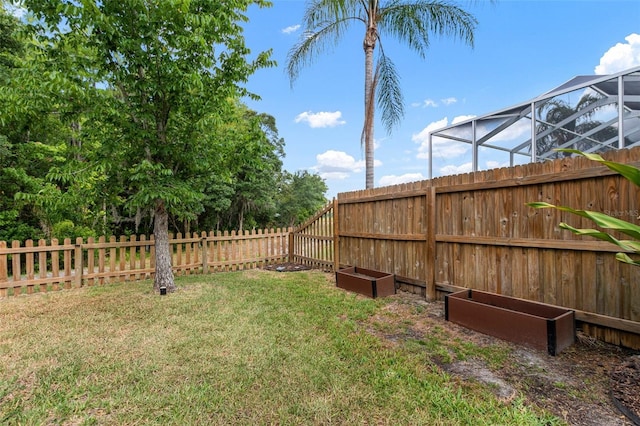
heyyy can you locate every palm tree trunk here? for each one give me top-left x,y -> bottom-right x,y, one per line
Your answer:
363,25 -> 376,189
153,199 -> 176,292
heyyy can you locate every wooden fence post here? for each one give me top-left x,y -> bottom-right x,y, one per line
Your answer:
333,198 -> 339,272
38,239 -> 47,292
64,238 -> 72,289
201,232 -> 208,274
51,239 -> 60,291
75,237 -> 84,288
425,186 -> 437,301
288,228 -> 294,263
0,241 -> 7,297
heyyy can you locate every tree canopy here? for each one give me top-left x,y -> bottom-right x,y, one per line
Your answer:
0,3 -> 328,290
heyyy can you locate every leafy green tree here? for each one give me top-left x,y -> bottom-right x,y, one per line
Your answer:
0,6 -> 81,241
24,0 -> 274,291
1,3 -> 108,241
277,170 -> 328,227
0,8 -> 36,241
287,0 -> 477,189
225,109 -> 285,230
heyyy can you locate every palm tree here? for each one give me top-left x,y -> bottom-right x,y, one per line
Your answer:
535,94 -> 619,160
287,0 -> 478,189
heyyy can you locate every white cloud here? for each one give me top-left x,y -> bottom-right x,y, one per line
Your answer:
595,33 -> 640,75
412,118 -> 449,145
379,173 -> 425,187
479,117 -> 531,144
438,160 -> 509,177
294,111 -> 346,128
440,162 -> 473,176
412,116 -> 476,159
452,115 -> 475,125
312,150 -> 381,180
373,137 -> 384,150
412,99 -> 437,108
412,97 -> 458,108
281,24 -> 301,34
485,160 -> 509,169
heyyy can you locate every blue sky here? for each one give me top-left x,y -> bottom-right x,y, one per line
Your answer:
241,0 -> 640,199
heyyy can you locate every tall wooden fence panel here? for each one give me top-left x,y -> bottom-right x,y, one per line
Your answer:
0,228 -> 291,297
289,202 -> 334,271
338,185 -> 432,297
337,147 -> 640,349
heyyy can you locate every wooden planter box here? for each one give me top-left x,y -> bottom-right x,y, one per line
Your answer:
335,266 -> 396,298
445,289 -> 575,355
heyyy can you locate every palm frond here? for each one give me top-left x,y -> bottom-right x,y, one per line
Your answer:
376,52 -> 404,133
378,0 -> 477,57
557,222 -> 640,253
304,0 -> 361,27
616,252 -> 640,267
286,16 -> 356,84
527,201 -> 640,240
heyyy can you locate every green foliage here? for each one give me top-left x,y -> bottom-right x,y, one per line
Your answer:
277,171 -> 328,227
0,2 -> 327,243
527,149 -> 640,267
51,220 -> 96,241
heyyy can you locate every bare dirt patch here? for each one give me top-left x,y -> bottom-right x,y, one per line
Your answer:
362,291 -> 640,426
263,262 -> 312,272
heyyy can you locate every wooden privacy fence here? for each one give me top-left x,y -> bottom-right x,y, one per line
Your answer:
0,228 -> 291,297
336,147 -> 640,349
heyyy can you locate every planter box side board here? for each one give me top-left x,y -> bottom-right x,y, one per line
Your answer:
335,266 -> 396,298
446,289 -> 575,355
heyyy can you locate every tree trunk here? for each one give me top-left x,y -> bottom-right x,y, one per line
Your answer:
363,23 -> 377,190
238,202 -> 245,231
153,199 -> 176,292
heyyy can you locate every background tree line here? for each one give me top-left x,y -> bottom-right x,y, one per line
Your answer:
0,4 -> 327,246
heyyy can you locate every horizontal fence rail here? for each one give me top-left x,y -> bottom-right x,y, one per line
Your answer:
0,228 -> 291,297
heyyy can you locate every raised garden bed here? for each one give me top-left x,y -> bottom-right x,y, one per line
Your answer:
335,266 -> 396,298
445,289 -> 575,355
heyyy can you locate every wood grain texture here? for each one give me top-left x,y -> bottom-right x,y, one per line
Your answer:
336,146 -> 640,349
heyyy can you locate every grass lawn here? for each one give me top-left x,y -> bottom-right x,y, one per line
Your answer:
0,270 -> 559,425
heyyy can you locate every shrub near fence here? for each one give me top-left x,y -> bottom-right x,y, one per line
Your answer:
0,228 -> 291,297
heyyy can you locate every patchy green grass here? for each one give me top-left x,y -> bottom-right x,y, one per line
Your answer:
0,270 -> 559,425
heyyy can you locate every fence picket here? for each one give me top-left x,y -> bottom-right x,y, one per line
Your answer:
130,235 -> 137,280
51,239 -> 60,291
38,239 -> 47,293
119,236 -> 126,282
0,228 -> 292,297
98,236 -> 106,286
